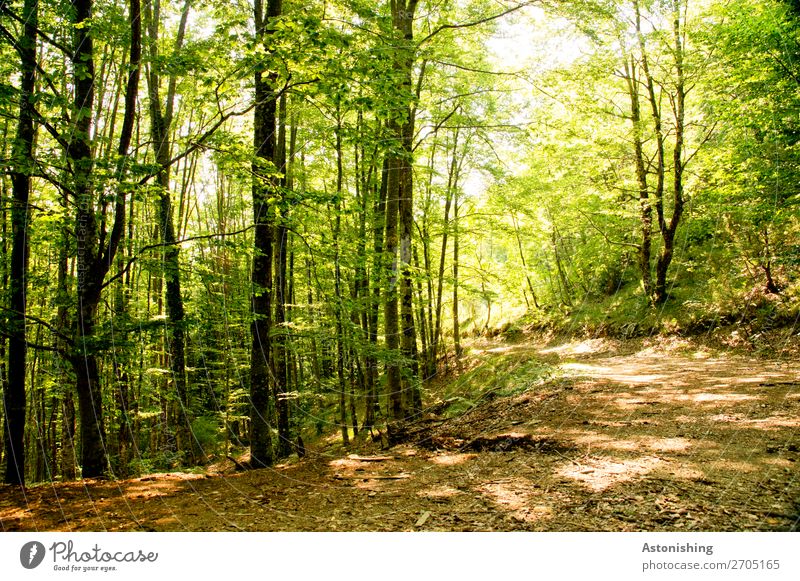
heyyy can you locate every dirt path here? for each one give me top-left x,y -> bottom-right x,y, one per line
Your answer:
2,337 -> 799,532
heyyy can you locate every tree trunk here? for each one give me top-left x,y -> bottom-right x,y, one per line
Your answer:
0,165 -> 7,475
363,158 -> 388,430
0,188 -> 7,476
511,212 -> 540,310
4,0 -> 38,486
432,128 -> 457,376
273,94 -> 291,459
69,0 -> 140,478
144,0 -> 192,459
249,0 -> 282,468
334,110 -> 349,446
634,0 -> 684,305
452,190 -> 462,359
623,54 -> 654,301
58,197 -> 76,480
653,2 -> 686,304
761,229 -> 780,293
384,152 -> 402,419
551,225 -> 573,307
384,0 -> 420,420
412,246 -> 429,379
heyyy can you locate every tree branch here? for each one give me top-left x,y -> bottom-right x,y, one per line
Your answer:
577,208 -> 641,250
413,103 -> 459,151
137,77 -> 317,187
429,59 -> 523,76
0,3 -> 73,56
101,225 -> 257,289
418,2 -> 535,46
0,306 -> 74,344
0,330 -> 66,355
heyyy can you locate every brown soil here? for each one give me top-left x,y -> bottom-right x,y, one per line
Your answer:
2,336 -> 799,532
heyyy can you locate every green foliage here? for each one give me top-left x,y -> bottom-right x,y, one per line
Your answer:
2,0 -> 798,484
437,351 -> 554,418
191,416 -> 222,454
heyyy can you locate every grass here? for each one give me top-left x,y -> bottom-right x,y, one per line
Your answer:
513,274 -> 800,342
432,348 -> 556,418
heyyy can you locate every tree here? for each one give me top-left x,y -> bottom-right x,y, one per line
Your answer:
143,0 -> 193,459
66,0 -> 141,478
3,0 -> 37,486
249,0 -> 282,468
695,0 -> 800,295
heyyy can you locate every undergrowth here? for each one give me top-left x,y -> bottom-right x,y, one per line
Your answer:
502,277 -> 800,349
431,348 -> 556,419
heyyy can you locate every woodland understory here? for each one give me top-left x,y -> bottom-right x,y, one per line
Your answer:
0,0 -> 798,531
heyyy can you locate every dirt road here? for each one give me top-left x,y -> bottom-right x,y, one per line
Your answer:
2,337 -> 798,531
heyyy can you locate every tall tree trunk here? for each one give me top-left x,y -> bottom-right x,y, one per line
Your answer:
761,228 -> 780,293
412,246 -> 429,379
273,94 -> 291,458
383,152 -> 402,419
70,0 -> 103,478
69,0 -> 140,478
551,226 -> 573,307
623,53 -> 654,301
0,165 -> 8,475
353,112 -> 372,432
452,190 -> 462,359
433,127 -> 459,370
333,110 -> 349,446
363,158 -> 388,430
634,0 -> 683,305
144,0 -> 192,460
384,0 -> 420,420
654,0 -> 687,304
57,191 -> 76,480
511,212 -> 540,310
249,0 -> 282,468
4,0 -> 37,486
419,138 -> 437,380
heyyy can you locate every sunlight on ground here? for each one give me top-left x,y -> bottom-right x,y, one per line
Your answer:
644,437 -> 693,452
679,392 -> 758,403
0,506 -> 34,523
329,458 -> 365,470
637,337 -> 702,354
705,460 -> 758,473
561,362 -> 664,384
569,431 -> 641,451
559,456 -> 664,492
762,458 -> 796,468
483,345 -> 515,354
476,478 -> 553,523
742,416 -> 800,429
134,472 -> 206,482
124,481 -> 187,499
567,431 -> 693,454
353,480 -> 387,492
539,339 -> 614,357
588,387 -> 761,409
429,453 -> 478,466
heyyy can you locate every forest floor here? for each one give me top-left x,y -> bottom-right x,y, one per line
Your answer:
2,334 -> 799,532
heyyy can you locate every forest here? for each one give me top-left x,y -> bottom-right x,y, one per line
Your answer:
0,0 -> 799,532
